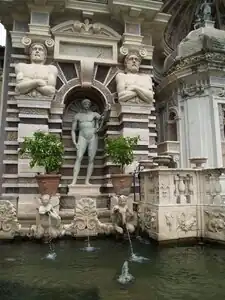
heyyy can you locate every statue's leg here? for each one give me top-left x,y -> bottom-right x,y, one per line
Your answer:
85,135 -> 98,185
71,136 -> 87,185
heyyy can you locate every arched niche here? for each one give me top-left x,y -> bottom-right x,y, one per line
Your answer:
63,86 -> 106,122
54,78 -> 114,108
60,85 -> 107,185
167,109 -> 178,141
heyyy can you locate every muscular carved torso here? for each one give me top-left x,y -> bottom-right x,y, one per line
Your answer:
15,63 -> 58,97
75,112 -> 100,140
16,63 -> 55,81
116,72 -> 153,104
123,73 -> 151,89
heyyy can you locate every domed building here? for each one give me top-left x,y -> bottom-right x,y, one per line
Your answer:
154,0 -> 225,169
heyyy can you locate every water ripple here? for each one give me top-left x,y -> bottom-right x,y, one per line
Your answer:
0,240 -> 225,299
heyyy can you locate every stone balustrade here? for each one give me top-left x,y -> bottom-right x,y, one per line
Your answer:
139,165 -> 225,242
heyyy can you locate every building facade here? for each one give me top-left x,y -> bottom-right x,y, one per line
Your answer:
0,0 -> 225,213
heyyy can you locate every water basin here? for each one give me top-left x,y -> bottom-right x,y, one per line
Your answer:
0,239 -> 225,299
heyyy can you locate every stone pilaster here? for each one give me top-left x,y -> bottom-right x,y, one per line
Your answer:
16,95 -> 53,216
116,102 -> 153,166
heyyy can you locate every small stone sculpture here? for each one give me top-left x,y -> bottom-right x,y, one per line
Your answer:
200,0 -> 212,22
116,51 -> 154,104
15,43 -> 58,97
38,194 -> 61,224
71,99 -> 110,185
177,212 -> 197,233
111,195 -> 136,234
0,200 -> 21,239
205,211 -> 225,233
64,197 -> 112,236
31,194 -> 64,239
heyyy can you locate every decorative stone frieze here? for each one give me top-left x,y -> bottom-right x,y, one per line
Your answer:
165,52 -> 225,76
64,198 -> 112,237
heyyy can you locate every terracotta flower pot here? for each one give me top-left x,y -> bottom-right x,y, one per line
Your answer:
35,174 -> 61,195
111,174 -> 133,196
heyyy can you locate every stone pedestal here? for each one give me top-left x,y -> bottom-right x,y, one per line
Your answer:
68,184 -> 101,201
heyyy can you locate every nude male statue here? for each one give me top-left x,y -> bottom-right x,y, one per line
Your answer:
71,99 -> 109,185
15,43 -> 58,97
116,52 -> 154,105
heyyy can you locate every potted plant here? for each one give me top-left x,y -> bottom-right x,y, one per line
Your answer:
19,131 -> 64,195
105,136 -> 139,195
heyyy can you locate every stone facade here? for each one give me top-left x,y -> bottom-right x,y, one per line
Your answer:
1,0 -> 225,243
0,0 -> 163,226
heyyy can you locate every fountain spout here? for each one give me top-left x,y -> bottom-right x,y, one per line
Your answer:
31,194 -> 64,240
111,195 -> 136,235
117,261 -> 134,284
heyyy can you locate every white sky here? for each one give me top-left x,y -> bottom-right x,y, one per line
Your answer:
0,23 -> 6,46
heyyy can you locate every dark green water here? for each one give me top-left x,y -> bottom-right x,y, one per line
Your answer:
0,239 -> 225,299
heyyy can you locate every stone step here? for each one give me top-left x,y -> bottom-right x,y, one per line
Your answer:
60,194 -> 110,209
59,177 -> 105,188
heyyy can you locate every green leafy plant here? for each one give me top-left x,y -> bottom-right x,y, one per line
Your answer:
19,131 -> 64,174
105,136 -> 139,173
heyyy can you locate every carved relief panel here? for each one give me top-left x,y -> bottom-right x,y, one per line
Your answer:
51,20 -> 121,63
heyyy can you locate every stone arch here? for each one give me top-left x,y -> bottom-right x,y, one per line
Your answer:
59,82 -> 108,187
54,78 -> 114,107
63,86 -> 106,121
168,109 -> 178,120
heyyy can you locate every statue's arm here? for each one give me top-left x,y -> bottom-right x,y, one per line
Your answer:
48,66 -> 58,87
116,73 -> 136,102
133,77 -> 154,104
15,64 -> 39,94
36,66 -> 58,97
71,116 -> 78,146
94,112 -> 104,132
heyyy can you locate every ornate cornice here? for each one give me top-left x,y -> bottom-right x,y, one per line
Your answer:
165,51 -> 225,76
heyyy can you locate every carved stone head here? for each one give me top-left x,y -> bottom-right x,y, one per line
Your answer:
40,194 -> 51,206
29,43 -> 47,64
118,195 -> 128,208
81,98 -> 92,110
124,52 -> 141,74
